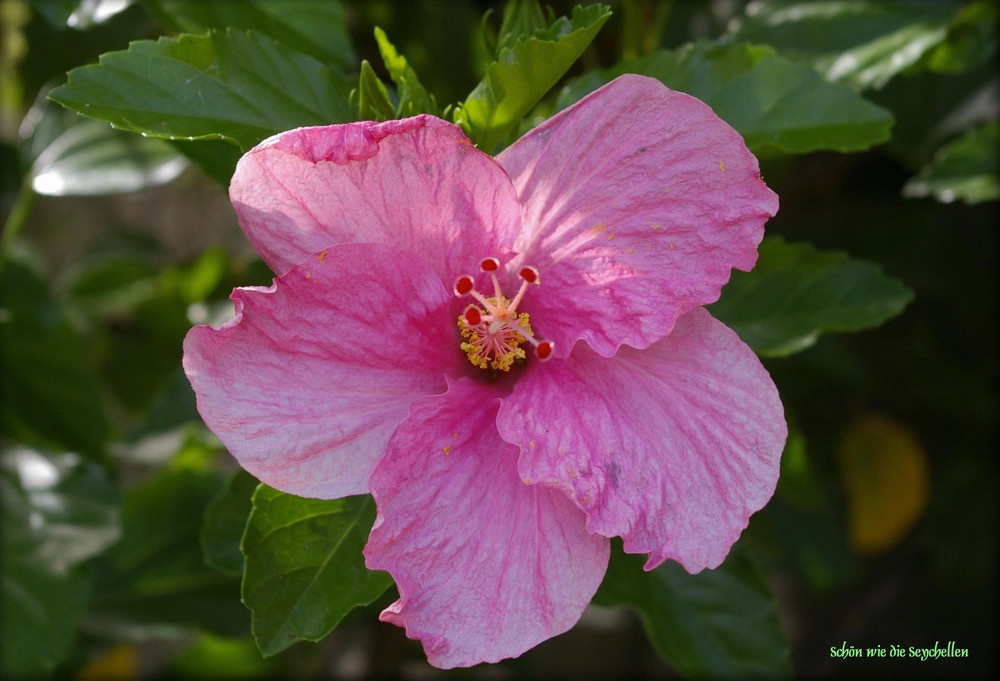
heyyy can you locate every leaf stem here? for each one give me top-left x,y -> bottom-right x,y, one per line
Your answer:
0,176 -> 37,274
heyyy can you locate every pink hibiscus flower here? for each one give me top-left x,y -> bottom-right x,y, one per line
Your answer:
183,75 -> 785,668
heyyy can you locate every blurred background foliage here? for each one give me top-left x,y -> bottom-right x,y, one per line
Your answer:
1,0 -> 996,678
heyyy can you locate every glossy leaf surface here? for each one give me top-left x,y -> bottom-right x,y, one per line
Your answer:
241,488 -> 392,656
709,237 -> 914,356
558,40 -> 894,154
49,29 -> 353,151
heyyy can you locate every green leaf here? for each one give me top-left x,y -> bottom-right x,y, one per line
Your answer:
201,469 -> 259,578
62,248 -> 226,417
558,40 -> 894,155
89,464 -> 248,638
594,540 -> 791,679
121,369 -> 200,445
0,258 -> 110,456
709,237 -> 914,357
49,28 -> 354,151
354,60 -> 395,123
728,0 -> 960,90
142,0 -> 356,69
93,276 -> 191,414
168,138 -> 243,186
0,561 -> 89,679
453,4 -> 611,153
99,465 -> 222,581
374,27 -> 436,117
241,488 -> 393,656
0,447 -> 119,678
903,120 -> 999,204
496,0 -> 548,53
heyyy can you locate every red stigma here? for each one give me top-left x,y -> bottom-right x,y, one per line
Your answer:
480,257 -> 500,272
536,341 -> 553,361
463,305 -> 482,326
454,276 -> 474,296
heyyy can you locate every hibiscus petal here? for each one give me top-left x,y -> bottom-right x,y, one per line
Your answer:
365,377 -> 609,669
496,307 -> 785,573
182,242 -> 464,499
230,115 -> 522,280
497,75 -> 778,357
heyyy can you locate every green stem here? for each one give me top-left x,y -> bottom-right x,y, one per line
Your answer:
0,176 -> 37,274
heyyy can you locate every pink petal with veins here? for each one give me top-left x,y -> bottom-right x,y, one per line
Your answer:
366,377 -> 609,668
231,116 -> 522,283
497,307 -> 785,572
183,242 -> 462,499
498,75 -> 778,357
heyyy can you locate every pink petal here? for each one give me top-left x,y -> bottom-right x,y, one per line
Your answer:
230,115 -> 522,280
495,307 -> 785,572
365,377 -> 609,669
182,243 -> 464,499
497,75 -> 778,357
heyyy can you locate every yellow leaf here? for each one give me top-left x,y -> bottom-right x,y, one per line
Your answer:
838,413 -> 929,554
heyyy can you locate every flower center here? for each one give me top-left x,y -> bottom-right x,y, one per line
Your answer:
453,257 -> 553,372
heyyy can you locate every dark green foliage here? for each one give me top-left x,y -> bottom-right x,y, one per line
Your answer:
1,0 -> 995,678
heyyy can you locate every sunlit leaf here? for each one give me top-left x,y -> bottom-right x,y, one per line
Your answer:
558,40 -> 894,155
241,488 -> 392,656
49,29 -> 354,151
33,0 -> 135,30
903,120 -> 999,204
594,541 -> 791,679
709,236 -> 914,356
33,121 -> 185,195
0,447 -> 120,570
728,0 -> 959,90
176,246 -> 228,303
838,413 -> 930,554
142,0 -> 356,68
918,0 -> 998,74
354,60 -> 395,122
374,27 -> 436,117
168,632 -> 285,679
453,4 -> 611,153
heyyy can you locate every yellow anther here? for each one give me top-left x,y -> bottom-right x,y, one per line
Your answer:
453,257 -> 552,370
457,297 -> 533,372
